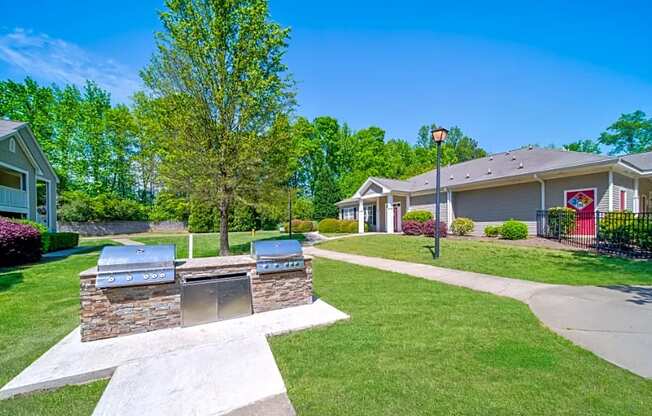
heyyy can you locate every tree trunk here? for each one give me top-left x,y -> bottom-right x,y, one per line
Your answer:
219,199 -> 230,256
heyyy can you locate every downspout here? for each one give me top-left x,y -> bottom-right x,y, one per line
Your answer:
534,174 -> 545,210
608,170 -> 614,212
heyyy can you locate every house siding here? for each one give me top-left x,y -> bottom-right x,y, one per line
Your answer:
453,182 -> 540,235
544,172 -> 609,212
0,135 -> 37,219
408,192 -> 448,225
613,173 -> 635,211
640,179 -> 652,211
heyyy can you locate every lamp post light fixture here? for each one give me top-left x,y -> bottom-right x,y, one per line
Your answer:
431,127 -> 448,258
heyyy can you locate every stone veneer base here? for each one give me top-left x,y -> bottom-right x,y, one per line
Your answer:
79,255 -> 313,342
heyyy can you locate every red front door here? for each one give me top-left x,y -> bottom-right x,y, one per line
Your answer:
565,189 -> 596,235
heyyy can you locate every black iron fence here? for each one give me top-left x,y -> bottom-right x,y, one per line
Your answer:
536,210 -> 652,259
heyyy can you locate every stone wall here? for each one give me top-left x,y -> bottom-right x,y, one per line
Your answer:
59,220 -> 187,236
80,275 -> 181,342
251,258 -> 313,313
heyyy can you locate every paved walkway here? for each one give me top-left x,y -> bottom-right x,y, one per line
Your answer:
0,299 -> 349,415
304,246 -> 652,378
110,238 -> 144,246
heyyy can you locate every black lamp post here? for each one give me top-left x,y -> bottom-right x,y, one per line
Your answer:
431,127 -> 448,258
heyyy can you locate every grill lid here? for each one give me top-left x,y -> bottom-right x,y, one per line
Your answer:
251,240 -> 302,259
98,245 -> 176,273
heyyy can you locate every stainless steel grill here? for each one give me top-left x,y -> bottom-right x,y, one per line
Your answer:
96,245 -> 176,288
251,239 -> 304,273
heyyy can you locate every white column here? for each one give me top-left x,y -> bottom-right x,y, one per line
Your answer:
376,198 -> 381,232
358,199 -> 365,233
406,194 -> 411,212
386,194 -> 394,233
608,170 -> 614,212
633,177 -> 640,213
447,190 -> 453,225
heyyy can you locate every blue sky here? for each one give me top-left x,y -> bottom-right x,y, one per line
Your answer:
0,1 -> 650,152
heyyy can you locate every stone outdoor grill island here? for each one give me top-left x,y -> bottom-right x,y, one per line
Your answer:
79,242 -> 313,342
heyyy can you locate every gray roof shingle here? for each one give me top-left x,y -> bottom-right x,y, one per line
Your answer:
0,119 -> 26,138
621,151 -> 652,172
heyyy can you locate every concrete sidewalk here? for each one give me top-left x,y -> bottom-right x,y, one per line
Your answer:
304,246 -> 553,302
305,246 -> 652,378
0,299 -> 349,415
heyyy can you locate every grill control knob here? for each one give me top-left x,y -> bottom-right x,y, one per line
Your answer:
263,264 -> 268,269
159,273 -> 165,278
144,274 -> 149,280
285,262 -> 289,267
274,263 -> 279,268
108,276 -> 115,283
126,275 -> 133,281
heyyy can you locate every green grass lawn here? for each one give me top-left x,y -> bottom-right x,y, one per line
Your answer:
270,259 -> 652,415
0,252 -> 108,415
131,230 -> 304,258
317,234 -> 652,286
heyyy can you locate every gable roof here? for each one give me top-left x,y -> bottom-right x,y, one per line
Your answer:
621,151 -> 652,172
407,147 -> 616,192
0,119 -> 59,183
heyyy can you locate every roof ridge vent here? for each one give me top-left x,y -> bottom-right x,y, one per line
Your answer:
466,173 -> 470,179
528,145 -> 534,150
449,174 -> 454,180
487,168 -> 492,175
512,155 -> 516,161
518,162 -> 524,169
489,156 -> 494,161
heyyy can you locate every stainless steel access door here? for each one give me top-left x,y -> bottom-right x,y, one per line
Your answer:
181,274 -> 252,327
181,279 -> 218,327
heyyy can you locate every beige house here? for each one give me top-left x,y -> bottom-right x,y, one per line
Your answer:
336,146 -> 652,235
0,120 -> 59,231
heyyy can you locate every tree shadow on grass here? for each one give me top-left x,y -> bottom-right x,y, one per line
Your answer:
0,272 -> 23,292
600,285 -> 652,305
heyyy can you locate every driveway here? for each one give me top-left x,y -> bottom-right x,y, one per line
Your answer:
305,246 -> 652,378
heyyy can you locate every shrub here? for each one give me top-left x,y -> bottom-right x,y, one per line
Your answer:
451,217 -> 474,236
599,212 -> 652,251
546,207 -> 576,237
0,217 -> 42,266
318,218 -> 342,233
283,219 -> 314,233
500,220 -> 529,240
150,192 -> 190,222
484,225 -> 502,237
402,220 -> 423,235
402,210 -> 433,223
16,219 -> 48,234
42,232 -> 79,253
422,220 -> 448,237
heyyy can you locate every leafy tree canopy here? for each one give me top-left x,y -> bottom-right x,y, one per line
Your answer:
598,110 -> 652,155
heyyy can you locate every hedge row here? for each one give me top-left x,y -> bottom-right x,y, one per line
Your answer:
11,219 -> 79,253
283,219 -> 315,233
42,232 -> 80,253
0,217 -> 42,266
402,210 -> 433,223
318,218 -> 368,233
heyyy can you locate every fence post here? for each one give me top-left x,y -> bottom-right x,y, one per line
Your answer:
595,211 -> 600,252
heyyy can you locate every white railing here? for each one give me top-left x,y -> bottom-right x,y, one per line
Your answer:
0,185 -> 28,210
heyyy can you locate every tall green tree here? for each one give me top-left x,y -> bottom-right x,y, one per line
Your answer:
142,0 -> 294,255
598,110 -> 652,155
563,139 -> 601,154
